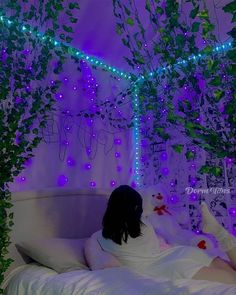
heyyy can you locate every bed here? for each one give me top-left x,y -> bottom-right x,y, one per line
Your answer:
3,188 -> 236,295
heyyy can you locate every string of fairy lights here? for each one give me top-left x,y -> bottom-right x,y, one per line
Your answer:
0,13 -> 233,187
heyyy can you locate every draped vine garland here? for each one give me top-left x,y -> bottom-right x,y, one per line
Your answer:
0,1 -> 80,291
112,0 -> 235,177
0,0 -> 235,290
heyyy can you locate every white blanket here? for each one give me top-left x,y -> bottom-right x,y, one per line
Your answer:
4,264 -> 236,295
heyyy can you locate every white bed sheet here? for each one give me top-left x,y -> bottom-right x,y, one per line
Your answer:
4,264 -> 236,295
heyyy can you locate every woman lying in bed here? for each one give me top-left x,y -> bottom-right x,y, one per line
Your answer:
85,185 -> 236,285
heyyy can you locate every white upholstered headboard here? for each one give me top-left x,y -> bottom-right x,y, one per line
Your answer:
8,188 -> 109,274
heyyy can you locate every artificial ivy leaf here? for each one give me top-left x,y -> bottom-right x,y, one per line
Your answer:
176,34 -> 185,45
70,17 -> 78,23
202,45 -> 212,54
55,3 -> 63,10
213,89 -> 224,102
66,36 -> 73,43
227,27 -> 236,38
154,43 -> 162,54
191,22 -> 200,32
172,144 -> 184,153
202,22 -> 214,35
136,39 -> 142,49
198,10 -> 209,20
62,25 -> 73,33
232,12 -> 236,22
60,33 -> 65,40
122,38 -> 130,47
211,166 -> 222,177
124,5 -> 131,15
223,1 -> 236,13
209,76 -> 221,86
69,2 -> 80,9
190,5 -> 199,19
226,49 -> 236,62
126,17 -> 134,26
134,51 -> 145,64
116,24 -> 123,35
185,151 -> 195,160
66,9 -> 73,16
155,6 -> 164,14
228,64 -> 236,75
207,59 -> 219,71
145,0 -> 151,12
198,165 -> 211,174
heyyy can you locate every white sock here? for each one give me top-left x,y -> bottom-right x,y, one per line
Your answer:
201,202 -> 236,252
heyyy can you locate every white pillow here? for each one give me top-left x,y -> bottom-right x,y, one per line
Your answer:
84,232 -> 121,270
17,238 -> 89,273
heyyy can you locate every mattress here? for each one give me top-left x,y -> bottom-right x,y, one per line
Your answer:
4,263 -> 236,295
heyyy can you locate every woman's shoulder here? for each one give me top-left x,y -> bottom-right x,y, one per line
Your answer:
91,230 -> 102,240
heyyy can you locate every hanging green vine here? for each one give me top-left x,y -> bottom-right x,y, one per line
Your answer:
0,1 -> 80,291
113,0 -> 236,177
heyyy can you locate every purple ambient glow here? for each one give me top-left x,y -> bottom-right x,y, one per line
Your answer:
160,152 -> 168,161
90,181 -> 96,187
190,193 -> 199,201
20,176 -> 26,182
55,93 -> 63,100
57,175 -> 68,187
85,163 -> 92,170
161,167 -> 169,176
116,165 -> 122,172
62,140 -> 69,146
15,97 -> 22,104
169,195 -> 179,204
114,138 -> 122,145
229,208 -> 236,217
110,180 -> 116,187
67,156 -> 76,166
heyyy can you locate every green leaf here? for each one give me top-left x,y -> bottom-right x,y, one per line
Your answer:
226,49 -> 236,62
185,151 -> 195,160
135,39 -> 142,49
55,3 -> 63,10
69,2 -> 80,9
126,17 -> 134,26
209,76 -> 221,86
70,17 -> 78,23
124,5 -> 131,15
227,27 -> 236,38
145,0 -> 151,12
223,1 -> 236,13
198,165 -> 211,174
213,89 -> 224,102
198,10 -> 209,20
66,36 -> 73,43
191,22 -> 200,32
62,25 -> 73,33
232,12 -> 236,22
202,22 -> 214,35
227,64 -> 236,75
172,144 -> 184,153
60,33 -> 65,40
116,24 -> 123,35
122,38 -> 130,47
190,5 -> 199,19
202,45 -> 212,54
176,34 -> 185,45
155,6 -> 164,14
211,166 -> 223,177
